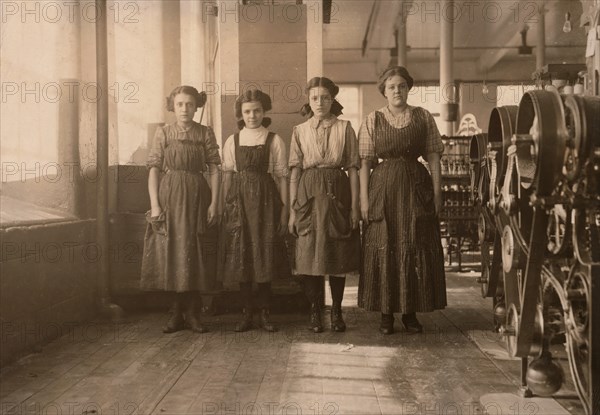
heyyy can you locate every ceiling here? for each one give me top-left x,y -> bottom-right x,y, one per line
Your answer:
323,0 -> 588,82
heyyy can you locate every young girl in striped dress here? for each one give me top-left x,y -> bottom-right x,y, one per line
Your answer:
358,66 -> 447,334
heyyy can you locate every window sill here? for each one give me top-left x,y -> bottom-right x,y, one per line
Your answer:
0,195 -> 78,230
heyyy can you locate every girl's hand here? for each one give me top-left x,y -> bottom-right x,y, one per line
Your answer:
278,209 -> 289,237
360,198 -> 369,225
151,206 -> 162,218
207,203 -> 218,227
288,210 -> 298,237
351,206 -> 360,230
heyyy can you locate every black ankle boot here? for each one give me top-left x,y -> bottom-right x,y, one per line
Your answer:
235,308 -> 254,332
303,276 -> 324,333
258,309 -> 277,332
379,313 -> 394,335
163,300 -> 185,333
309,303 -> 323,333
184,294 -> 209,333
401,312 -> 423,334
330,303 -> 346,332
329,276 -> 346,332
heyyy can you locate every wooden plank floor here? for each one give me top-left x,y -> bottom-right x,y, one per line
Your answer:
0,273 -> 585,414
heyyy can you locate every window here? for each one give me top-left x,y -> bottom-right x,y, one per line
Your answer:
337,85 -> 362,132
408,85 -> 444,133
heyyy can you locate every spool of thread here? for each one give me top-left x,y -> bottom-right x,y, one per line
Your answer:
574,84 -> 584,95
563,85 -> 574,95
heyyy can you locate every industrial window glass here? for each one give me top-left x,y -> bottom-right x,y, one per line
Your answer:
408,85 -> 444,133
337,85 -> 362,132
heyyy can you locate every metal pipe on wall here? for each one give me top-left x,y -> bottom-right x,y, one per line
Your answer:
96,0 -> 123,321
440,0 -> 455,136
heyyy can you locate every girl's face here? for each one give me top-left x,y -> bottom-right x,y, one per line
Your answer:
173,93 -> 197,125
384,75 -> 409,108
241,101 -> 264,129
309,87 -> 333,119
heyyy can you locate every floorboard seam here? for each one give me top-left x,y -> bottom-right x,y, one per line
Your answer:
136,337 -> 207,415
438,308 -> 518,386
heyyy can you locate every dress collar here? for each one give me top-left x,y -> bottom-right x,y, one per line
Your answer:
383,105 -> 413,119
310,114 -> 337,129
241,125 -> 267,135
175,121 -> 196,133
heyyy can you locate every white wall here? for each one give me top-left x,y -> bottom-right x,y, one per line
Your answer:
1,1 -> 192,175
1,3 -> 78,169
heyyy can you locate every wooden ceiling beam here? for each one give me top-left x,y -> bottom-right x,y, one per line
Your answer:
474,0 -> 528,75
476,28 -> 523,74
372,0 -> 406,73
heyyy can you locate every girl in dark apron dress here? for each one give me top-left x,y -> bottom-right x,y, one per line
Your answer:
220,89 -> 290,332
141,85 -> 221,333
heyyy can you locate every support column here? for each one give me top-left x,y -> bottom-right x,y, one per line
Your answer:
397,10 -> 407,67
536,3 -> 546,71
440,0 -> 455,136
180,0 -> 206,101
215,0 -> 240,144
96,0 -> 123,321
307,0 -> 323,79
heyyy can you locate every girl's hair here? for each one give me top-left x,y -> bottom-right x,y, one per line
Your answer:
377,66 -> 414,96
234,89 -> 272,130
300,77 -> 344,117
165,85 -> 207,111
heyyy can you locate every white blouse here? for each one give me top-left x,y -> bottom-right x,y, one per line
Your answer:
222,126 -> 288,177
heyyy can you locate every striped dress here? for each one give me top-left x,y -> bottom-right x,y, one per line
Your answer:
358,108 -> 447,313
